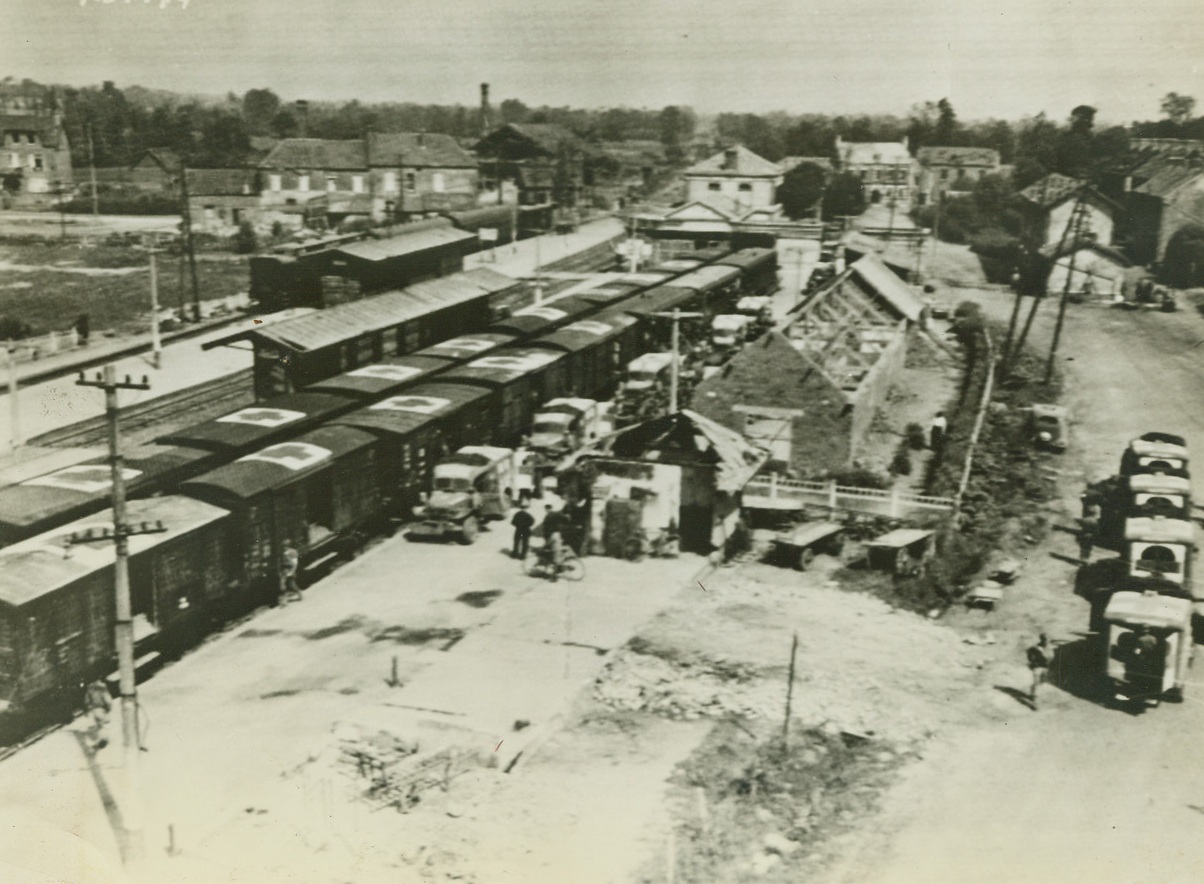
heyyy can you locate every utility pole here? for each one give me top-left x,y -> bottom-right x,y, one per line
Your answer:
4,347 -> 20,451
1044,197 -> 1090,384
178,167 -> 202,322
652,308 -> 704,414
74,366 -> 166,868
86,124 -> 99,216
145,234 -> 162,369
533,230 -> 544,305
56,182 -> 67,242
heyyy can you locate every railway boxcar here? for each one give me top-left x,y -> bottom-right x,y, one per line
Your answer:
306,355 -> 453,401
0,495 -> 232,717
409,332 -> 519,363
0,444 -> 218,549
334,383 -> 497,514
526,313 -> 639,400
715,248 -> 779,297
671,264 -> 743,316
157,392 -> 359,457
487,296 -> 597,338
182,426 -> 381,597
438,349 -> 570,444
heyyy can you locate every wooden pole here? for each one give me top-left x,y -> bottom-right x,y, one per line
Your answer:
1044,198 -> 1087,384
783,632 -> 799,750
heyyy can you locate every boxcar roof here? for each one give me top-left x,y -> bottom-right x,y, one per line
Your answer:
573,283 -> 644,305
0,445 -> 216,534
332,225 -> 475,263
334,382 -> 491,438
0,496 -> 229,608
529,314 -> 637,353
411,331 -> 519,362
714,247 -> 777,270
439,348 -> 565,386
181,426 -> 376,501
673,264 -> 741,291
488,296 -> 595,335
156,392 -> 355,453
614,271 -> 671,287
646,258 -> 705,273
307,355 -> 450,398
620,284 -> 698,317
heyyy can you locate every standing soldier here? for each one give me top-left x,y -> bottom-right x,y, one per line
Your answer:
279,540 -> 302,605
511,500 -> 535,559
1026,633 -> 1053,708
929,411 -> 948,457
83,678 -> 112,751
1079,503 -> 1100,563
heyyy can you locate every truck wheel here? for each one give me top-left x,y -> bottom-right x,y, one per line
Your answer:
796,548 -> 815,571
460,516 -> 479,544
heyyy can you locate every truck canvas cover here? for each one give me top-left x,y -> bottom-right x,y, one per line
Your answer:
1104,591 -> 1192,630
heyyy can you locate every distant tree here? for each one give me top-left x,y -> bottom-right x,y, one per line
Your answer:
499,98 -> 531,124
233,220 -> 258,254
1161,92 -> 1197,126
934,98 -> 959,145
658,105 -> 693,164
1059,105 -> 1097,178
1013,113 -> 1061,188
242,88 -> 281,132
1162,224 -> 1204,287
270,109 -> 298,139
821,172 -> 866,219
776,162 -> 827,220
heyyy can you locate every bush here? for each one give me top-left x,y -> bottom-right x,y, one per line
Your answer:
905,422 -> 927,450
889,443 -> 913,476
61,193 -> 179,215
233,221 -> 258,255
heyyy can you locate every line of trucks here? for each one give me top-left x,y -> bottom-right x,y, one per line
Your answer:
1089,432 -> 1197,709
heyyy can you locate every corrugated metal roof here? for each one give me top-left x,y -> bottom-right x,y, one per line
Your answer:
850,254 -> 925,322
621,285 -> 698,317
182,426 -> 376,502
334,383 -> 492,438
333,224 -> 474,262
156,393 -> 355,453
0,496 -> 229,609
307,355 -> 451,399
489,296 -> 595,335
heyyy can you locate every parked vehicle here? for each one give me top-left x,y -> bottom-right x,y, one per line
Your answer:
529,398 -> 603,456
1104,590 -> 1192,707
771,521 -> 845,571
409,446 -> 517,544
1123,516 -> 1200,613
711,314 -> 755,350
865,528 -> 935,577
1120,432 -> 1189,478
624,352 -> 674,393
1029,404 -> 1069,453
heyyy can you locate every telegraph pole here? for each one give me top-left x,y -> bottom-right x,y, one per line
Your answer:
145,234 -> 162,369
86,124 -> 99,216
1044,196 -> 1090,384
652,308 -> 704,414
178,167 -> 202,322
4,347 -> 20,451
74,366 -> 165,867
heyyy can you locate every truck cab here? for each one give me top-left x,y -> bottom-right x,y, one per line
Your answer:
1029,404 -> 1069,452
625,353 -> 674,393
711,314 -> 755,350
735,296 -> 774,328
1128,473 -> 1192,520
410,445 -> 516,544
529,398 -> 601,456
1121,432 -> 1189,478
1123,515 -> 1200,615
1104,590 -> 1192,706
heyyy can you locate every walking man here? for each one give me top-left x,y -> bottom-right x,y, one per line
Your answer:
83,678 -> 112,751
1026,633 -> 1053,708
511,500 -> 535,559
279,540 -> 302,605
929,411 -> 948,456
1079,506 -> 1100,563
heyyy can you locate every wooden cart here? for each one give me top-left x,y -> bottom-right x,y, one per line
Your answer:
865,528 -> 935,577
772,521 -> 846,571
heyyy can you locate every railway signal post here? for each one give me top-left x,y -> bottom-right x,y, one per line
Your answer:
75,365 -> 166,867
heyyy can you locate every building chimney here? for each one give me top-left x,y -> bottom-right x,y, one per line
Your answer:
480,83 -> 492,137
723,148 -> 738,170
295,100 -> 309,138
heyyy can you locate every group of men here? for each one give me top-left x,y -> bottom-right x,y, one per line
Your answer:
511,499 -> 585,564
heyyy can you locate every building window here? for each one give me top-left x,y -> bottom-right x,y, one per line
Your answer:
269,174 -> 282,192
404,171 -> 417,192
738,182 -> 752,192
431,172 -> 444,193
940,169 -> 948,181
326,175 -> 337,192
298,174 -> 310,193
383,171 -> 397,192
33,156 -> 43,171
352,175 -> 365,194
7,153 -> 17,168
708,182 -> 720,191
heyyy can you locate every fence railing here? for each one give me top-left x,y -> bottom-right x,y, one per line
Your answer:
3,329 -> 84,365
742,473 -> 955,518
952,331 -> 997,521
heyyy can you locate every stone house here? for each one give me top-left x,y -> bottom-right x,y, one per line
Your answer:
474,123 -> 593,211
1017,173 -> 1116,250
0,83 -> 72,207
366,132 -> 479,219
835,136 -> 915,206
915,146 -> 1001,204
1122,155 -> 1204,265
186,169 -> 264,233
684,145 -> 783,211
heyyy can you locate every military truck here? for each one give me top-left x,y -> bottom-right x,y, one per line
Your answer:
409,445 -> 517,544
529,398 -> 603,456
1120,432 -> 1189,478
1104,590 -> 1193,707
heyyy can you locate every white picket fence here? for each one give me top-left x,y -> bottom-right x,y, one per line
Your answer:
742,473 -> 955,518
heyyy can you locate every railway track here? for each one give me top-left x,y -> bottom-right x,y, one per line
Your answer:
30,368 -> 255,450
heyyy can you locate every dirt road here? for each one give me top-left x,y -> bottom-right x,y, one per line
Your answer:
826,251 -> 1204,884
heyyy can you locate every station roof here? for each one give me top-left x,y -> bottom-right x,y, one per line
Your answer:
411,331 -> 518,362
0,495 -> 229,609
157,392 -> 355,454
0,445 -> 216,539
182,426 -> 376,502
334,383 -> 492,438
307,355 -> 451,399
439,348 -> 566,386
332,224 -> 475,263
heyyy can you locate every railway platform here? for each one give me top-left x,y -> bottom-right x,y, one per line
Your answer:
464,215 -> 624,277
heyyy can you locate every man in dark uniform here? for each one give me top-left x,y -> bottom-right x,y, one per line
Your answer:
1026,633 -> 1053,708
511,501 -> 535,559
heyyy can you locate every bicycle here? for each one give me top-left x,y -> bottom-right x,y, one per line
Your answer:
523,547 -> 585,582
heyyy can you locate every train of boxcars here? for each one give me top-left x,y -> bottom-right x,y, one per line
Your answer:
0,246 -> 778,718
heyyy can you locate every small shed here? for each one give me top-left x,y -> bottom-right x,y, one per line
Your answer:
329,221 -> 476,293
565,410 -> 768,556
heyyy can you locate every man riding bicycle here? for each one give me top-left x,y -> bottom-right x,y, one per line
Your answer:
541,504 -> 567,571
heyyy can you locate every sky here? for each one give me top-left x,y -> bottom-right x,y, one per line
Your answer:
4,0 -> 1203,123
